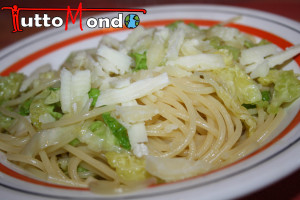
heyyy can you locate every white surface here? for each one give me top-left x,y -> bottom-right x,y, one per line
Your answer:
0,4 -> 299,200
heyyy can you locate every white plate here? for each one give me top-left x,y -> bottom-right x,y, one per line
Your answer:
0,4 -> 299,200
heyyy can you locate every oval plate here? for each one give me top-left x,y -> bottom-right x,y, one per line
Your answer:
0,4 -> 299,200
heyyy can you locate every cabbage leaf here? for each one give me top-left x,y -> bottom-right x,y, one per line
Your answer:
78,120 -> 119,152
30,89 -> 62,128
130,51 -> 148,71
102,113 -> 131,150
202,71 -> 257,133
105,151 -> 148,181
0,73 -> 24,105
258,70 -> 300,113
212,66 -> 262,104
0,112 -> 14,131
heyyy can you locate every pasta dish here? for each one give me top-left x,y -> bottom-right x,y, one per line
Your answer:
0,20 -> 300,194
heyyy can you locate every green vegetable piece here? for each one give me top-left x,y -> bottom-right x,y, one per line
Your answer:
0,73 -> 24,105
187,22 -> 198,29
50,110 -> 62,119
258,69 -> 300,113
258,70 -> 300,113
261,91 -> 271,102
45,88 -> 60,105
19,99 -> 32,116
223,46 -> 240,61
30,99 -> 62,128
30,99 -> 47,128
102,112 -> 131,150
258,39 -> 270,46
244,39 -> 270,49
213,66 -> 262,104
253,91 -> 271,108
166,20 -> 183,30
0,112 -> 14,131
88,88 -> 100,107
244,40 -> 256,48
49,87 -> 59,91
242,104 -> 256,109
105,151 -> 148,181
77,166 -> 88,173
29,87 -> 63,123
269,71 -> 300,114
58,158 -> 68,173
82,120 -> 119,152
209,36 -> 222,49
209,36 -> 240,60
130,51 -> 148,71
257,70 -> 279,86
255,100 -> 269,108
89,121 -> 106,133
69,138 -> 80,146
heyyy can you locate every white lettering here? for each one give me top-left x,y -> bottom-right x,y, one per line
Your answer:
111,13 -> 122,28
43,14 -> 51,27
52,17 -> 63,27
86,17 -> 97,28
34,14 -> 42,27
98,18 -> 110,28
21,17 -> 33,27
18,13 -> 128,29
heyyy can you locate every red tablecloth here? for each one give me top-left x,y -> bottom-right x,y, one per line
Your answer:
0,0 -> 299,199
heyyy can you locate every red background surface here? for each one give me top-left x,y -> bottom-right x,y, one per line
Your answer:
0,0 -> 299,199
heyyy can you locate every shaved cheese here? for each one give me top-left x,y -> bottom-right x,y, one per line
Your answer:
147,28 -> 169,69
97,45 -> 132,75
95,73 -> 169,106
125,26 -> 154,50
110,78 -> 131,89
98,57 -> 118,75
72,70 -> 91,109
99,76 -> 115,90
71,51 -> 90,69
267,44 -> 300,67
240,44 -> 277,66
166,54 -> 225,71
208,26 -> 240,42
249,44 -> 300,78
60,68 -> 91,113
121,100 -> 138,106
128,123 -> 148,144
127,123 -> 148,157
250,60 -> 269,79
116,105 -> 158,123
99,35 -> 120,49
180,39 -> 202,56
132,143 -> 148,158
166,28 -> 185,60
163,65 -> 192,78
60,68 -> 72,113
